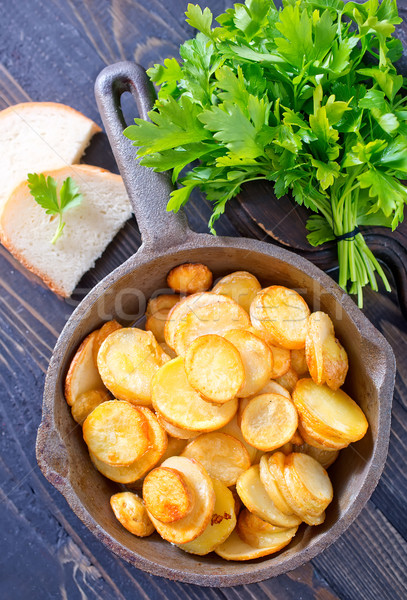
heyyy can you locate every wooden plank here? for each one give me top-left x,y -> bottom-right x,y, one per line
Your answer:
312,502 -> 407,600
0,1 -> 405,599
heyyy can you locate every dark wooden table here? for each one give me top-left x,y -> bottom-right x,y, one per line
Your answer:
0,1 -> 406,599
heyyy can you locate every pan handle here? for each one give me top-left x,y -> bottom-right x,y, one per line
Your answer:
95,61 -> 190,249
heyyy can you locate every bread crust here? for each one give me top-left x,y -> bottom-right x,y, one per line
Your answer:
0,101 -> 101,135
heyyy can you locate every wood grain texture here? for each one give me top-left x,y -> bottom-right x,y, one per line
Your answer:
0,1 -> 406,599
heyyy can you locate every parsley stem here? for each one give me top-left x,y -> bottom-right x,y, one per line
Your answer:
51,214 -> 65,245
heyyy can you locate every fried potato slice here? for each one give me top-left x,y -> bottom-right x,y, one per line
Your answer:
290,430 -> 303,446
167,263 -> 213,294
89,406 -> 167,484
146,295 -> 181,343
159,342 -> 177,359
164,292 -> 232,350
247,327 -> 291,378
293,378 -> 368,448
71,389 -> 110,425
236,465 -> 301,528
143,466 -> 194,523
173,297 -> 251,356
259,454 -> 296,516
294,443 -> 339,469
305,312 -> 348,390
65,331 -> 106,406
291,349 -> 308,377
215,526 -> 296,561
297,419 -> 345,451
177,478 -> 237,555
184,334 -> 245,403
275,367 -> 299,394
212,271 -> 261,313
93,320 -> 122,365
158,436 -> 188,465
145,310 -> 171,344
110,491 -> 155,537
152,357 -> 238,432
181,433 -> 251,487
219,414 -> 257,463
255,379 -> 291,399
267,451 -> 311,523
250,286 -> 310,350
224,329 -> 273,398
241,394 -> 298,452
83,400 -> 149,466
145,456 -> 215,544
267,452 -> 325,525
237,509 -> 296,547
97,328 -> 170,405
146,294 -> 181,317
285,453 -> 333,516
156,414 -> 200,440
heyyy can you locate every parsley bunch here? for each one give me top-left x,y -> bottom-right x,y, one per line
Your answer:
124,0 -> 407,306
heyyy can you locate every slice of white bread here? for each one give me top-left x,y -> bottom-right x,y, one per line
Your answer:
0,164 -> 132,297
0,102 -> 101,215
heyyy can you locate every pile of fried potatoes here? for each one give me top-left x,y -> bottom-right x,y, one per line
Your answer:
64,263 -> 368,561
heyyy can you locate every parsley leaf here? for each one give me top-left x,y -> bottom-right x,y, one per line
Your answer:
27,173 -> 83,244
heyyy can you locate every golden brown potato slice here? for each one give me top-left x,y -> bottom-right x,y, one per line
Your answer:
181,433 -> 251,487
215,526 -> 295,560
212,271 -> 261,313
152,357 -> 238,432
219,414 -> 257,463
267,452 -> 325,525
291,348 -> 308,377
146,295 -> 181,344
237,509 -> 295,547
145,310 -> 170,344
89,406 -> 167,484
241,394 -> 298,452
305,312 -> 348,390
259,454 -> 296,516
167,263 -> 213,294
250,286 -> 310,350
236,465 -> 301,528
71,389 -> 110,425
159,342 -> 177,359
173,297 -> 251,356
145,456 -> 215,544
164,292 -> 231,350
177,478 -> 237,555
293,378 -> 368,448
275,367 -> 299,394
285,452 -> 333,516
158,436 -> 188,464
143,466 -> 194,523
247,327 -> 291,378
184,334 -> 245,403
83,400 -> 149,466
294,443 -> 339,469
93,320 -> 122,365
146,294 -> 181,317
290,430 -> 303,446
224,329 -> 273,398
65,331 -> 106,406
97,328 -> 170,406
156,414 -> 200,440
297,419 -> 345,450
110,491 -> 155,537
255,379 -> 291,399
